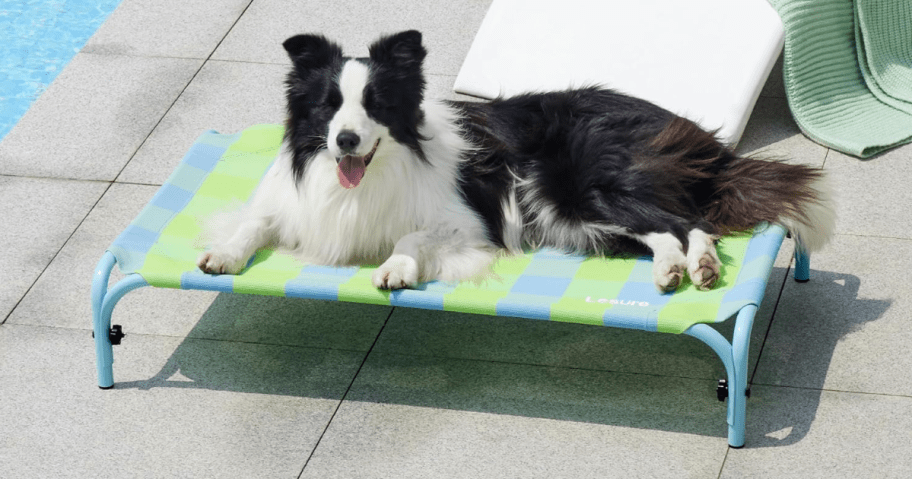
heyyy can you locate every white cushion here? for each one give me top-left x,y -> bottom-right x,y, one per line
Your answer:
453,0 -> 784,146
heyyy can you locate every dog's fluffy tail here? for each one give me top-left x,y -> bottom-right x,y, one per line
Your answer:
649,117 -> 836,251
705,157 -> 836,251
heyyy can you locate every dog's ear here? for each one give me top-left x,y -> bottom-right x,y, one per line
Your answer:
368,30 -> 427,69
282,34 -> 342,68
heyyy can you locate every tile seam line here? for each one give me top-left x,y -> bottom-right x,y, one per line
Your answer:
0,174 -> 111,184
830,232 -> 912,242
1,180 -> 115,326
110,0 -> 256,184
717,446 -> 730,479
748,245 -> 794,387
347,347 -> 734,384
0,173 -> 168,188
206,55 -> 463,76
0,322 -> 376,355
297,307 -> 397,478
80,51 -> 287,68
80,50 -> 208,61
748,381 -> 912,399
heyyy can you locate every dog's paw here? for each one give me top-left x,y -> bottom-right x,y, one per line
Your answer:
197,249 -> 247,275
686,231 -> 722,291
372,254 -> 419,290
653,260 -> 685,293
688,253 -> 721,291
652,247 -> 687,293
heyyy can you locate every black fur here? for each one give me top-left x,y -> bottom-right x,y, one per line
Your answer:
452,86 -> 823,254
282,34 -> 345,182
454,88 -> 713,252
366,30 -> 430,162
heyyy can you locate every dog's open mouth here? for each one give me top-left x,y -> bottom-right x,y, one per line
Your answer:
337,138 -> 380,189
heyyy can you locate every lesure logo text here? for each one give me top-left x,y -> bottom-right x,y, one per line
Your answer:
585,296 -> 650,307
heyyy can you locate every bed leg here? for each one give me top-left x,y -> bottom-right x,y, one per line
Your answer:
684,303 -> 757,448
728,304 -> 757,448
794,247 -> 810,282
91,252 -> 148,389
92,253 -> 117,389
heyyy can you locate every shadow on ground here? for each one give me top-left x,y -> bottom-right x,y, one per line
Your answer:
742,270 -> 890,447
110,267 -> 887,447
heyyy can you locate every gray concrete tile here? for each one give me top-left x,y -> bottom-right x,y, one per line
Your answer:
7,183 -> 392,350
375,239 -> 795,382
7,183 -> 218,335
759,52 -> 785,99
186,293 -> 391,351
0,53 -> 202,181
754,235 -> 907,395
82,0 -> 252,59
376,309 -> 726,378
211,0 -> 493,76
0,324 -> 363,478
824,143 -> 912,239
427,74 -> 483,102
302,352 -> 727,479
721,386 -> 912,477
118,60 -> 287,185
735,95 -> 828,167
0,176 -> 107,321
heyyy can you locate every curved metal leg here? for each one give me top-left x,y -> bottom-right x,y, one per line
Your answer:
729,304 -> 758,448
684,304 -> 758,448
92,252 -> 148,389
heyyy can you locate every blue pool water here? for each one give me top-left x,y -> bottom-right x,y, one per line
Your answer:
0,0 -> 122,141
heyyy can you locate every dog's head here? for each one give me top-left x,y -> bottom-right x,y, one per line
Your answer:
282,30 -> 428,189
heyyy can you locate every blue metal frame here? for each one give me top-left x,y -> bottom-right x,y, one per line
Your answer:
684,305 -> 757,448
794,247 -> 811,282
681,246 -> 811,447
91,247 -> 814,447
91,251 -> 147,389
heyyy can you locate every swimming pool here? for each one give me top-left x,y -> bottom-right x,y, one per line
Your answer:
1,0 -> 122,141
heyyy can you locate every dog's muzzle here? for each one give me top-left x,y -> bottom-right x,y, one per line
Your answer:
336,138 -> 380,189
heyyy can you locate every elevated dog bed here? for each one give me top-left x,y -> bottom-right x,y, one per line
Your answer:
92,125 -> 812,448
453,0 -> 785,147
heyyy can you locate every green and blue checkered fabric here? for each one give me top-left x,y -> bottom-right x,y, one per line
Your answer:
108,125 -> 786,334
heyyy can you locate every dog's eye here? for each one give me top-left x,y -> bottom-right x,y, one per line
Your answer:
325,92 -> 342,109
364,90 -> 397,114
371,101 -> 396,113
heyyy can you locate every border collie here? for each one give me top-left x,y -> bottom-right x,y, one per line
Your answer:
197,30 -> 835,292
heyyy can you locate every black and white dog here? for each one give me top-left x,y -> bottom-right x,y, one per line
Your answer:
198,30 -> 835,292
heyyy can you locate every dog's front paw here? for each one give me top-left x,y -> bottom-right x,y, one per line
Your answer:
686,231 -> 722,291
197,249 -> 247,275
372,254 -> 419,289
653,261 -> 684,293
688,253 -> 721,291
652,253 -> 687,293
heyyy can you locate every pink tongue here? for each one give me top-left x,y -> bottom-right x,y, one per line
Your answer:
337,154 -> 366,189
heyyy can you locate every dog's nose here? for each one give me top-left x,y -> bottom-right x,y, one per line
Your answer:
336,131 -> 360,152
